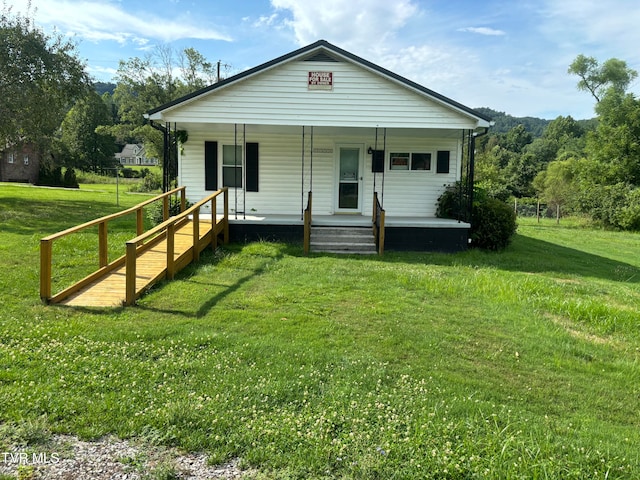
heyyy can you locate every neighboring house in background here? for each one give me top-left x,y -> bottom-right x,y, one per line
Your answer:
0,144 -> 40,184
115,144 -> 158,166
146,40 -> 492,252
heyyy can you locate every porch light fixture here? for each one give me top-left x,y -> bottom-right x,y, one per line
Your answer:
367,147 -> 373,154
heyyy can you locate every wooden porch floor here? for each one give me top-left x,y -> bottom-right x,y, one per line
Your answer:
221,214 -> 470,228
58,219 -> 214,307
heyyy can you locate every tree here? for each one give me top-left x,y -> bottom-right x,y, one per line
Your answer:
503,124 -> 532,153
566,54 -> 640,229
533,158 -> 581,213
543,115 -> 584,142
60,91 -> 118,172
568,54 -> 637,103
102,45 -> 219,158
180,47 -> 217,90
585,90 -> 640,185
97,45 -> 220,190
0,4 -> 89,150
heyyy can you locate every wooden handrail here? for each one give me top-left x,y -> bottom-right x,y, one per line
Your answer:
303,191 -> 312,255
372,192 -> 385,255
40,187 -> 187,303
124,188 -> 228,305
41,187 -> 185,242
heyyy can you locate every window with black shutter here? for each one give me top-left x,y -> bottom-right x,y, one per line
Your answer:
436,150 -> 450,174
371,149 -> 385,173
204,141 -> 218,190
246,143 -> 259,192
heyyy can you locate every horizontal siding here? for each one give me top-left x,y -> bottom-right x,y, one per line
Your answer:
179,127 -> 461,218
164,60 -> 478,129
367,137 -> 460,217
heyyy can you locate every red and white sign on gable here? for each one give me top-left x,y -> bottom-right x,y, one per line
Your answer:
308,71 -> 333,90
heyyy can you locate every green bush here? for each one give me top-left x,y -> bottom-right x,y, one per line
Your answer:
146,196 -> 192,226
63,167 -> 79,188
130,170 -> 162,193
437,182 -> 517,250
121,168 -> 135,178
471,197 -> 517,250
37,164 -> 64,187
436,181 -> 468,220
578,183 -> 640,230
618,188 -> 640,230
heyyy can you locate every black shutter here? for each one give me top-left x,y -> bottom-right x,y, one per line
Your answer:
246,142 -> 259,192
372,149 -> 385,173
436,150 -> 450,174
204,141 -> 218,190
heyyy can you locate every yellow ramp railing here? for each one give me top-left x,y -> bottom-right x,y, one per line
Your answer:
40,187 -> 228,306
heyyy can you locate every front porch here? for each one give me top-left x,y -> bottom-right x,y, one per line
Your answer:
215,213 -> 470,253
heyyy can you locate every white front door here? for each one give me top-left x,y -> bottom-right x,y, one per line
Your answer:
335,145 -> 364,213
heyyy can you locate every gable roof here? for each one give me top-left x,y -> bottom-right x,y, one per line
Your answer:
147,40 -> 492,126
115,143 -> 144,158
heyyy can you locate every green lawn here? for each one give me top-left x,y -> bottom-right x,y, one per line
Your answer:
1,183 -> 639,478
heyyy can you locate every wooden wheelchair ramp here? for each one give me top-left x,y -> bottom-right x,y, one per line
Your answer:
40,187 -> 229,308
58,219 -> 217,307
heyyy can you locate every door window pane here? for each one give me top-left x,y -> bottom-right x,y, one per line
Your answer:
340,148 -> 359,180
339,183 -> 358,209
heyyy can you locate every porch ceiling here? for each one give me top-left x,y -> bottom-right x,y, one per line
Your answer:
171,122 -> 467,139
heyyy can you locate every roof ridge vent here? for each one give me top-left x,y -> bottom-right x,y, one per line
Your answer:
304,52 -> 339,62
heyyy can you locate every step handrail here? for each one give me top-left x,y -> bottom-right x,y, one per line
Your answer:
303,191 -> 312,255
372,192 -> 385,255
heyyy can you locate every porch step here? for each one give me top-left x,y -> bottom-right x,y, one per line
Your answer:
310,226 -> 378,254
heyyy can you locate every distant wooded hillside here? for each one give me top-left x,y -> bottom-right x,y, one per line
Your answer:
475,107 -> 597,137
475,108 -> 550,137
94,82 -> 116,96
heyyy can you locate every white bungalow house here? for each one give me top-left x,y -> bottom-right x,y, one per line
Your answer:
146,40 -> 491,252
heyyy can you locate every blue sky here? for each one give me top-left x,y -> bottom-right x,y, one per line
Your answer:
11,0 -> 640,120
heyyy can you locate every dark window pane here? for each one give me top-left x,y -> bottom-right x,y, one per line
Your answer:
411,153 -> 431,170
223,166 -> 242,187
436,150 -> 450,173
339,183 -> 358,209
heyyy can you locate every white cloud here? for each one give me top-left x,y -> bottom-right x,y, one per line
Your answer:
86,64 -> 119,78
253,13 -> 280,28
269,0 -> 418,52
540,0 -> 640,66
458,27 -> 506,36
10,0 -> 232,45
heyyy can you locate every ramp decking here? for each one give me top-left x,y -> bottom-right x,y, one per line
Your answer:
40,187 -> 229,308
58,219 -> 215,307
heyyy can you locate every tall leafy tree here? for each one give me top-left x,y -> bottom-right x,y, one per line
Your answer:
585,90 -> 640,185
180,47 -> 217,89
0,4 -> 89,150
503,124 -> 532,153
567,54 -> 640,229
104,45 -> 219,160
533,157 -> 582,213
568,54 -> 637,103
60,91 -> 118,172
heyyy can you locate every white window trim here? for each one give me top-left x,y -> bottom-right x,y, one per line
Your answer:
222,144 -> 243,188
389,150 -> 434,172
